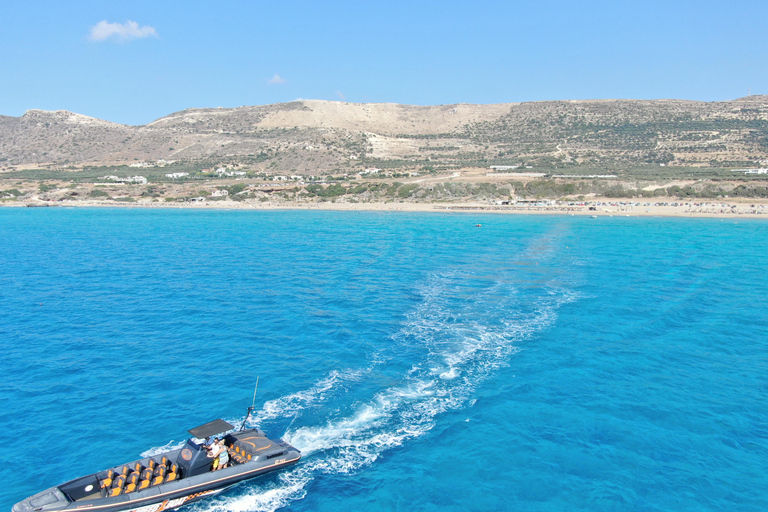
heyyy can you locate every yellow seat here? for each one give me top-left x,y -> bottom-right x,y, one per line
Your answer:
109,475 -> 126,496
231,448 -> 246,464
139,467 -> 154,489
124,473 -> 140,493
165,463 -> 179,482
152,465 -> 166,486
100,469 -> 115,489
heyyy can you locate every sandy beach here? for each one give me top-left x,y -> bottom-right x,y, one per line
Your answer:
4,199 -> 768,219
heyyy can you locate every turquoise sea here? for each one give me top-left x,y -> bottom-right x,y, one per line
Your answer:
1,208 -> 767,512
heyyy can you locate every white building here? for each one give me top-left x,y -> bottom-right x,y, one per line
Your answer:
101,175 -> 147,184
130,160 -> 175,168
213,168 -> 246,177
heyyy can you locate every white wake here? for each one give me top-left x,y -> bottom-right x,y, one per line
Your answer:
185,266 -> 576,512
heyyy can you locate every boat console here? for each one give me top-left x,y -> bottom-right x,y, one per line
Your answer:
176,438 -> 212,477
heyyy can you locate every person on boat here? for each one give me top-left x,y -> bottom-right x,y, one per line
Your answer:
207,437 -> 222,470
217,439 -> 229,470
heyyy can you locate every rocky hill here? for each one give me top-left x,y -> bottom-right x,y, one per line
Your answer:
2,97 -> 767,173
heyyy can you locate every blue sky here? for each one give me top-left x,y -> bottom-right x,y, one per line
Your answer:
1,0 -> 766,125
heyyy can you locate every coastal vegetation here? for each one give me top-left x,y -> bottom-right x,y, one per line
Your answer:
4,172 -> 768,205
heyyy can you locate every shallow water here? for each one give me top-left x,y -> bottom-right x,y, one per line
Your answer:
1,209 -> 767,511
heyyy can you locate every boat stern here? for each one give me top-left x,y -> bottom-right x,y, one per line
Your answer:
12,487 -> 70,512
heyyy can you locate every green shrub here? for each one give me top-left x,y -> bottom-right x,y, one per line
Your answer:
224,183 -> 247,195
306,184 -> 347,197
397,184 -> 419,198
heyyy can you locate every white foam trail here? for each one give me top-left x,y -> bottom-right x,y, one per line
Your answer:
250,367 -> 371,425
187,472 -> 309,512
273,278 -> 575,509
191,253 -> 578,512
140,440 -> 185,458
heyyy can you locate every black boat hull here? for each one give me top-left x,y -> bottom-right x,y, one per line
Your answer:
13,428 -> 301,512
76,456 -> 300,512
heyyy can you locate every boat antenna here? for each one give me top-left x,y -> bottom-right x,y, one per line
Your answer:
240,376 -> 259,431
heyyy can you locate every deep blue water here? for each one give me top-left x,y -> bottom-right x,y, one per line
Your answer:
1,208 -> 767,512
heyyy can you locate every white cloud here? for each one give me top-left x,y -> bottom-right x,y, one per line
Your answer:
89,20 -> 158,42
268,73 -> 286,85
336,90 -> 346,101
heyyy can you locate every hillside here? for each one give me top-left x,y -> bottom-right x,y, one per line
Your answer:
2,97 -> 767,174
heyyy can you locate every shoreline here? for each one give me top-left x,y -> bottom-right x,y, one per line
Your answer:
3,199 -> 768,219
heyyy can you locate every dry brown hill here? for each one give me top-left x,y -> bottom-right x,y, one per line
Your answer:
2,97 -> 767,173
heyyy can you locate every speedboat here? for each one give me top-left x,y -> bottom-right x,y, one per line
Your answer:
13,414 -> 300,512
